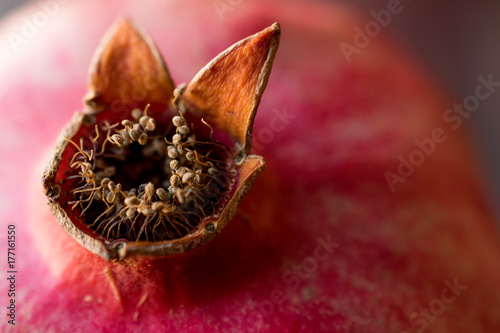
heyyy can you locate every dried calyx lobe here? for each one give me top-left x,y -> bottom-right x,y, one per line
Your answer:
62,104 -> 234,245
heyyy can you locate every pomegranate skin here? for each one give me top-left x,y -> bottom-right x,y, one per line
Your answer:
1,0 -> 500,332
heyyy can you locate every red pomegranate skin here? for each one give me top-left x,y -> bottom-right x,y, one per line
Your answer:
1,0 -> 500,332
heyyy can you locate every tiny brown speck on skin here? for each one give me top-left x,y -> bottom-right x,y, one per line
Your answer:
133,292 -> 149,322
83,295 -> 94,302
104,267 -> 122,305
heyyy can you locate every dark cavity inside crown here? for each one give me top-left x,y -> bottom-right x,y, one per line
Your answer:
60,106 -> 234,244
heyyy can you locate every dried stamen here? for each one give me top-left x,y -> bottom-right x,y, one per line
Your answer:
64,106 -> 233,243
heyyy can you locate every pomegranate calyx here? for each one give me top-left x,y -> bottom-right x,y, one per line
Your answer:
42,19 -> 279,260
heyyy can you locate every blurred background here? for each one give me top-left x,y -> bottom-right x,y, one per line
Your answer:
1,0 -> 499,218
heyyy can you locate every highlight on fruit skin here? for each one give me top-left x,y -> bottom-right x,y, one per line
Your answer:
42,19 -> 281,261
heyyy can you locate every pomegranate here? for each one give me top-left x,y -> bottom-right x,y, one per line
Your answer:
1,0 -> 500,332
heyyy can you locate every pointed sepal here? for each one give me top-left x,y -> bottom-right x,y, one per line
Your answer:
83,18 -> 175,111
180,23 -> 281,152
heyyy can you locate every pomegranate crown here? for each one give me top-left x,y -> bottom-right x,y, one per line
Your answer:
42,19 -> 280,261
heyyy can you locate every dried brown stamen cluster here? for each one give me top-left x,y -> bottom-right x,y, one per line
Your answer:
42,20 -> 279,260
66,106 -> 233,243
